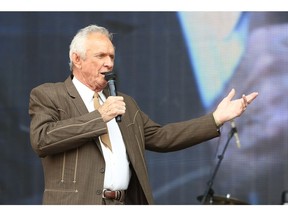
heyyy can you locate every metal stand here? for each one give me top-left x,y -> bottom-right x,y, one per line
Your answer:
200,126 -> 236,204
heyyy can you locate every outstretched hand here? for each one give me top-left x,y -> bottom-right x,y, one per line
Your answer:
213,88 -> 259,126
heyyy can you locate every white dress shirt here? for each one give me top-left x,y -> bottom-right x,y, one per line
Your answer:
72,77 -> 131,190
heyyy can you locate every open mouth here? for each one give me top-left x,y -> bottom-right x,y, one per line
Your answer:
101,71 -> 116,81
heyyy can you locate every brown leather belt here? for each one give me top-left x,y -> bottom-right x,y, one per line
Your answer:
102,189 -> 126,202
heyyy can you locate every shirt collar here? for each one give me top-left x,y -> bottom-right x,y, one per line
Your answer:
72,76 -> 95,104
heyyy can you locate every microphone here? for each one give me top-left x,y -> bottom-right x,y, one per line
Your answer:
103,71 -> 122,122
230,120 -> 241,148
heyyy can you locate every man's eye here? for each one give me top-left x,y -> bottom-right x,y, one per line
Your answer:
96,54 -> 105,59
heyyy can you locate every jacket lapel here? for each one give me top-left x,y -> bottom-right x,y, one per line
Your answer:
64,75 -> 88,116
64,75 -> 103,152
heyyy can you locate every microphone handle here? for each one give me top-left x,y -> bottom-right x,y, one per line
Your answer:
107,80 -> 122,122
115,115 -> 122,122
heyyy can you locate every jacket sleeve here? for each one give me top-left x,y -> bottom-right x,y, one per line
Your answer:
122,94 -> 220,153
142,111 -> 220,152
29,84 -> 107,157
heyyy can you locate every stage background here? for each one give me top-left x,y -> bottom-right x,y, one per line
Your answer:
0,11 -> 287,205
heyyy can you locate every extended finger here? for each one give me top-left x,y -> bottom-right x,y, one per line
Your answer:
226,88 -> 236,100
246,92 -> 259,104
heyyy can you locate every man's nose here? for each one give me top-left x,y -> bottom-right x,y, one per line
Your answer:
104,57 -> 114,68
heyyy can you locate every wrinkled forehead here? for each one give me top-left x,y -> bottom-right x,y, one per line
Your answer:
86,33 -> 114,50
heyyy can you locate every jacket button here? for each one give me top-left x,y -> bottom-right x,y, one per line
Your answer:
100,168 -> 105,173
96,190 -> 102,195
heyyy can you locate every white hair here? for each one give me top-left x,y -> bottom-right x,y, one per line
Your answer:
68,24 -> 113,71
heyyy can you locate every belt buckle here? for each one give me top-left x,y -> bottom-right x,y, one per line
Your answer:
102,189 -> 108,199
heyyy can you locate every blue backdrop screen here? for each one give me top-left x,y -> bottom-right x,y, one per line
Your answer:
1,12 -> 287,205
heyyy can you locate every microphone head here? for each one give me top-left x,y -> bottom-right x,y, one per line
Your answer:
103,71 -> 117,81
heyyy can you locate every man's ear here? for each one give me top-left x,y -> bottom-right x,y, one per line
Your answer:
72,53 -> 82,69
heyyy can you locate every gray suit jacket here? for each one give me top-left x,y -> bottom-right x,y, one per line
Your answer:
29,75 -> 220,204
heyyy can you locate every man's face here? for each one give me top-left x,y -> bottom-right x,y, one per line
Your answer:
74,32 -> 115,91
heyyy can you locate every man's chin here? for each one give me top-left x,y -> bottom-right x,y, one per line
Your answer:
99,82 -> 108,90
